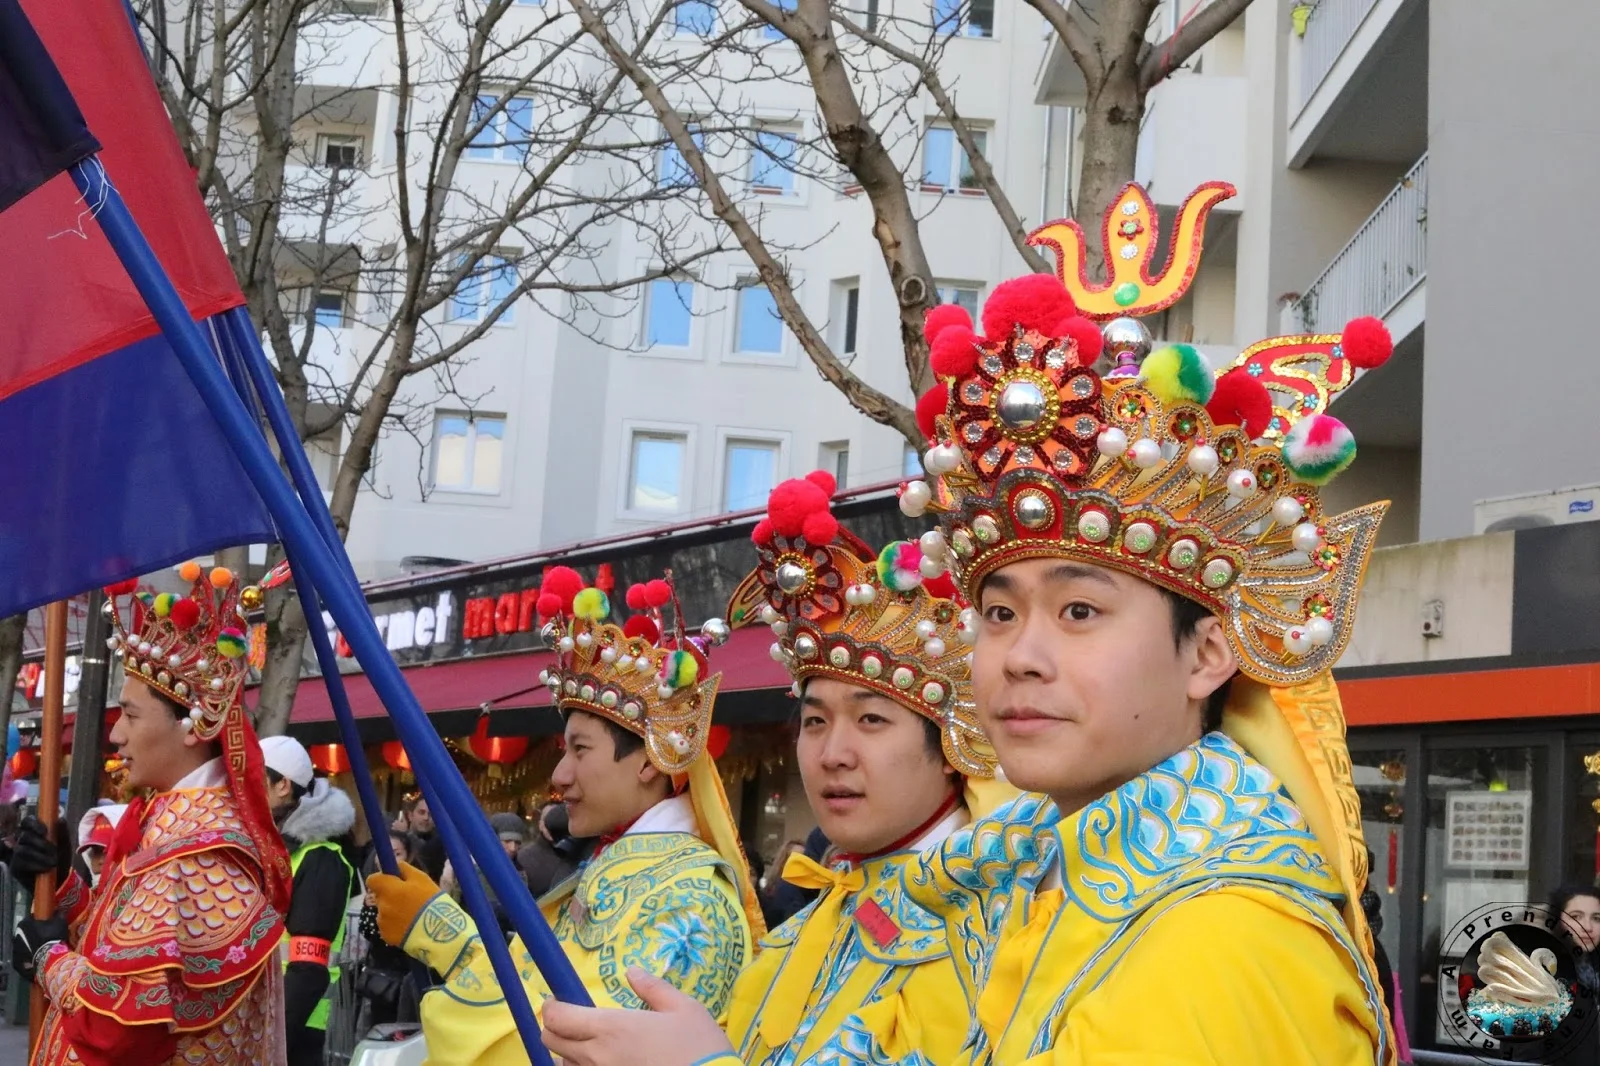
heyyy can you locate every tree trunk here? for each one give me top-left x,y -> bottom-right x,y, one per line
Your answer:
252,558 -> 309,738
0,613 -> 26,764
1074,64 -> 1145,280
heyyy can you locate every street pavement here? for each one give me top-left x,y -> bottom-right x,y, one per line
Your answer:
0,1020 -> 28,1063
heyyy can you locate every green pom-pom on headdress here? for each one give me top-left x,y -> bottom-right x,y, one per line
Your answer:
572,587 -> 610,623
152,593 -> 179,618
1140,344 -> 1215,407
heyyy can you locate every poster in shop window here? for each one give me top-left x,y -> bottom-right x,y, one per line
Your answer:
1444,790 -> 1532,871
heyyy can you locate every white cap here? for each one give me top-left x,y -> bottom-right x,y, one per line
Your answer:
259,735 -> 315,789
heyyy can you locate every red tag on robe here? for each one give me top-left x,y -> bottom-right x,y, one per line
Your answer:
855,898 -> 901,948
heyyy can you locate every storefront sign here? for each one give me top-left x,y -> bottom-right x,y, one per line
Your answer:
1445,791 -> 1532,871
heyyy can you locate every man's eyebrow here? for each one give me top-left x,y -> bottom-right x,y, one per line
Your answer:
977,571 -> 1015,598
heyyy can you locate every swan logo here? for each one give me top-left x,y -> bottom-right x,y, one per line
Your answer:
1436,902 -> 1596,1059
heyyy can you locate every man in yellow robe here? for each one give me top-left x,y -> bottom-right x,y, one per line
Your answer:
368,567 -> 760,1066
890,259 -> 1398,1064
542,473 -> 1050,1066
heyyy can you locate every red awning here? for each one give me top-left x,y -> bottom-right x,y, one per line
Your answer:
288,626 -> 790,724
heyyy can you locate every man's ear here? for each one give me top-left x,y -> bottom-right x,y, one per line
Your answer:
182,728 -> 204,749
1186,616 -> 1237,703
635,755 -> 663,789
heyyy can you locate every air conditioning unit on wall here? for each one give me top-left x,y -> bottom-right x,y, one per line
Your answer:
1474,483 -> 1600,534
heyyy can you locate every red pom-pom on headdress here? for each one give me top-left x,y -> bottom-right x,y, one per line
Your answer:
1341,316 -> 1392,370
104,578 -> 139,597
623,615 -> 660,643
802,511 -> 839,546
767,478 -> 829,538
916,383 -> 948,439
923,302 -> 973,345
1060,315 -> 1103,365
923,572 -> 958,600
980,274 -> 1076,340
804,470 -> 837,497
541,566 -> 585,612
536,592 -> 563,620
751,519 -> 774,547
169,598 -> 201,630
929,325 -> 980,378
625,584 -> 648,610
1206,369 -> 1275,439
643,579 -> 673,608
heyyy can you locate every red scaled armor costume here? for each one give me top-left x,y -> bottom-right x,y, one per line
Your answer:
33,563 -> 292,1066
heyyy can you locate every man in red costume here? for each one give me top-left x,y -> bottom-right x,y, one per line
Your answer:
11,563 -> 293,1066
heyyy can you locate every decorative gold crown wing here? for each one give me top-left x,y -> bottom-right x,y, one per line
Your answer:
1027,181 -> 1235,321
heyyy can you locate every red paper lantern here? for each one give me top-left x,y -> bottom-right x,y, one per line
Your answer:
382,741 -> 411,772
310,744 -> 351,775
706,724 -> 732,760
469,717 -> 529,765
9,748 -> 37,778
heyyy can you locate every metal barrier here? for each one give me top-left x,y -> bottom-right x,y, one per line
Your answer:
1294,152 -> 1428,334
1299,0 -> 1383,111
0,863 -> 15,1025
324,903 -> 370,1066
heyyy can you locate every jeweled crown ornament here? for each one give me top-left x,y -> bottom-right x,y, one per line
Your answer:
726,472 -> 996,777
905,182 -> 1397,686
104,561 -> 257,738
537,566 -> 725,776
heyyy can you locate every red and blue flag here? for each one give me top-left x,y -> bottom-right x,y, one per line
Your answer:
0,0 -> 273,616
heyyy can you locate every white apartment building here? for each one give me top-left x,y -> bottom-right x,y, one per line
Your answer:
1039,0 -> 1599,548
273,0 -> 1599,581
252,0 -> 1070,580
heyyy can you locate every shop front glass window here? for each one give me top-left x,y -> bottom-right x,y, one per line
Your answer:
1354,749 -> 1408,1002
1418,745 -> 1550,1051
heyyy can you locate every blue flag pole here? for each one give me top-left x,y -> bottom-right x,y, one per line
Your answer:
217,308 -> 396,876
68,160 -> 593,1037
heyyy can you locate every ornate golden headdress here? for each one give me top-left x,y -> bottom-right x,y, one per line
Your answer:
104,560 -> 259,739
102,562 -> 291,916
903,182 -> 1396,686
535,567 -> 724,777
726,472 -> 996,778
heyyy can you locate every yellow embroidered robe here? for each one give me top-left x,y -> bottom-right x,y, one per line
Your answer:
400,829 -> 752,1066
34,781 -> 286,1066
914,734 -> 1389,1066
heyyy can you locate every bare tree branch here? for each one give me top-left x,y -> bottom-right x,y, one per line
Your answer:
567,0 -> 922,443
1021,0 -> 1105,86
1139,0 -> 1253,91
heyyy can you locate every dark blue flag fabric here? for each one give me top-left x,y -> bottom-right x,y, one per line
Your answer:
0,0 -> 100,211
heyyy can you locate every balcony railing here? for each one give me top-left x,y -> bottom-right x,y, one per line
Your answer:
1292,152 -> 1427,334
1297,0 -> 1382,112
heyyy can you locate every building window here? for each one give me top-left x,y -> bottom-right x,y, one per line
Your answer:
643,277 -> 694,347
724,439 -> 779,512
763,0 -> 794,38
305,424 -> 342,491
629,431 -> 688,512
432,413 -> 505,494
933,0 -> 993,37
316,133 -> 363,169
921,125 -> 987,194
820,441 -> 849,486
903,443 -> 923,477
466,94 -> 534,163
735,282 -> 784,355
515,0 -> 545,5
842,284 -> 859,354
658,123 -> 703,188
314,289 -> 348,329
448,255 -> 518,325
750,125 -> 799,196
675,0 -> 716,35
935,283 -> 981,319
